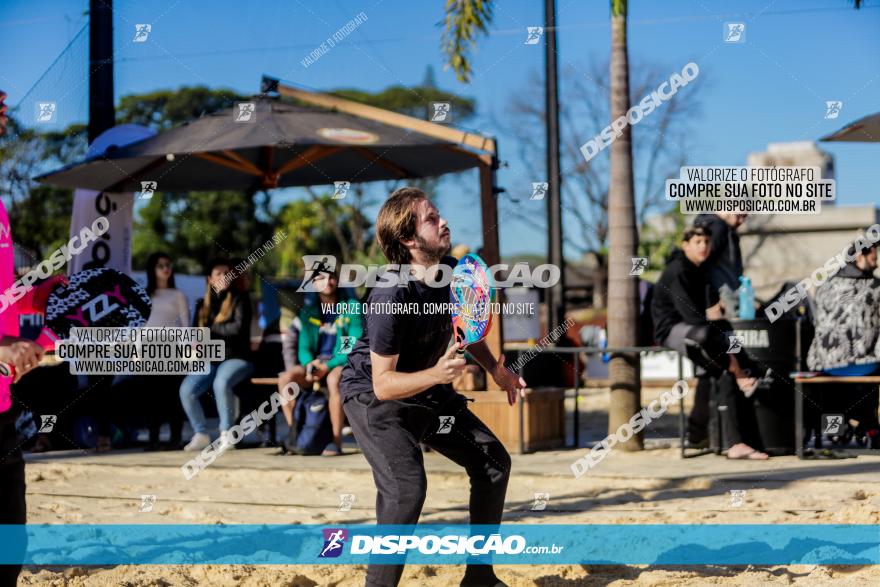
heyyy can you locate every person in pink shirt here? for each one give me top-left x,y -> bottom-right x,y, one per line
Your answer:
0,88 -> 58,587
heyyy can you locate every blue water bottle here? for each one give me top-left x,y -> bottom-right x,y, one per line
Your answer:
738,276 -> 756,320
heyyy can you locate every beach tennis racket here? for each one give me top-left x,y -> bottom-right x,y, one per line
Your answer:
0,268 -> 152,378
450,253 -> 495,355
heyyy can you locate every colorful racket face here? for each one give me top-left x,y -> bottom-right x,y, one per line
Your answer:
450,253 -> 494,352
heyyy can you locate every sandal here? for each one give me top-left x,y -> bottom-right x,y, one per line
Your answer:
321,444 -> 343,456
727,444 -> 769,460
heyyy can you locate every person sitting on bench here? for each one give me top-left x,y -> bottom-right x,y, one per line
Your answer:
652,225 -> 771,460
807,237 -> 880,445
277,264 -> 362,455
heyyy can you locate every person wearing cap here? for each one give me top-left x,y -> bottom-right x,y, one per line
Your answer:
652,225 -> 770,460
693,213 -> 748,293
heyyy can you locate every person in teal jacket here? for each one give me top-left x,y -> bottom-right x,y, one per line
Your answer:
277,268 -> 362,455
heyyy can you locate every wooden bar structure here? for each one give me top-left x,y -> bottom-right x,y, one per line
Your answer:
266,81 -> 566,454
272,81 -> 506,389
461,388 -> 566,453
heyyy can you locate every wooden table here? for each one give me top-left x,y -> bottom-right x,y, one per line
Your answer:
793,375 -> 880,459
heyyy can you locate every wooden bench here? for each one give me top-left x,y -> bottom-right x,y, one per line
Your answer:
249,378 -> 567,454
580,378 -> 697,390
250,377 -> 280,386
793,375 -> 880,459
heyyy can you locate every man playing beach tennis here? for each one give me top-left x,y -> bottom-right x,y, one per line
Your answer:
340,187 -> 526,587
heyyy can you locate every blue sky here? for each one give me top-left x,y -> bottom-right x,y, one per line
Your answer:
1,0 -> 878,258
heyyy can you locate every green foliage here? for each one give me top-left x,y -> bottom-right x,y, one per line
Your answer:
276,197 -> 344,275
1,115 -> 85,264
441,0 -> 494,83
275,194 -> 383,276
133,190 -> 274,276
331,86 -> 475,120
6,184 -> 73,264
120,86 -> 273,276
4,78 -> 477,282
116,86 -> 248,129
638,204 -> 687,274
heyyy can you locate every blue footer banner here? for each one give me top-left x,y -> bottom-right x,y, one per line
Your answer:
0,524 -> 878,565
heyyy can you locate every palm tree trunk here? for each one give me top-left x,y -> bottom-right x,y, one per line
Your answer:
592,253 -> 607,309
606,0 -> 642,450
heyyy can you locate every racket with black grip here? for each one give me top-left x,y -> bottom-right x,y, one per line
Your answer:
0,268 -> 152,378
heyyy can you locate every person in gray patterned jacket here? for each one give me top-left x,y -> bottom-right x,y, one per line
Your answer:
807,237 -> 879,444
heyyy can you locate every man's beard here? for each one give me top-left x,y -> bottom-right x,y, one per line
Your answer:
413,234 -> 450,264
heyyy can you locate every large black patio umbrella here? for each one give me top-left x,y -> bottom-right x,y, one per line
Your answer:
37,97 -> 488,192
820,112 -> 880,143
37,81 -> 507,362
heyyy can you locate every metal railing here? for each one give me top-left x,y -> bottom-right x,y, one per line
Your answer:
506,345 -> 685,454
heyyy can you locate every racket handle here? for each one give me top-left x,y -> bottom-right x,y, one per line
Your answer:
0,362 -> 14,379
0,355 -> 61,379
1,330 -> 60,378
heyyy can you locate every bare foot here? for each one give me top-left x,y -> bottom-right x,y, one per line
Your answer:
727,443 -> 769,460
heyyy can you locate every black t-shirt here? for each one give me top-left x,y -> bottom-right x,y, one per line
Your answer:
340,257 -> 457,401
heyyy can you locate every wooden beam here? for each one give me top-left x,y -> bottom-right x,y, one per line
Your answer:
260,146 -> 277,188
444,144 -> 494,168
275,83 -> 497,155
353,147 -> 410,179
274,145 -> 343,177
222,150 -> 263,175
479,162 -> 502,267
194,152 -> 262,176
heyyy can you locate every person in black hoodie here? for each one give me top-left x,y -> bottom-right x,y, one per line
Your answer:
180,258 -> 254,453
688,214 -> 747,446
693,213 -> 747,293
652,226 -> 769,460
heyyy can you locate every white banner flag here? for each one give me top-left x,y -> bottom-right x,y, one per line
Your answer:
68,124 -> 156,275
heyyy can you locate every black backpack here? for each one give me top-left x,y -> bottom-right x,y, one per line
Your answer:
286,389 -> 333,455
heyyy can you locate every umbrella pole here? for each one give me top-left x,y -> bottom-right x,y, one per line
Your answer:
480,154 -> 504,390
